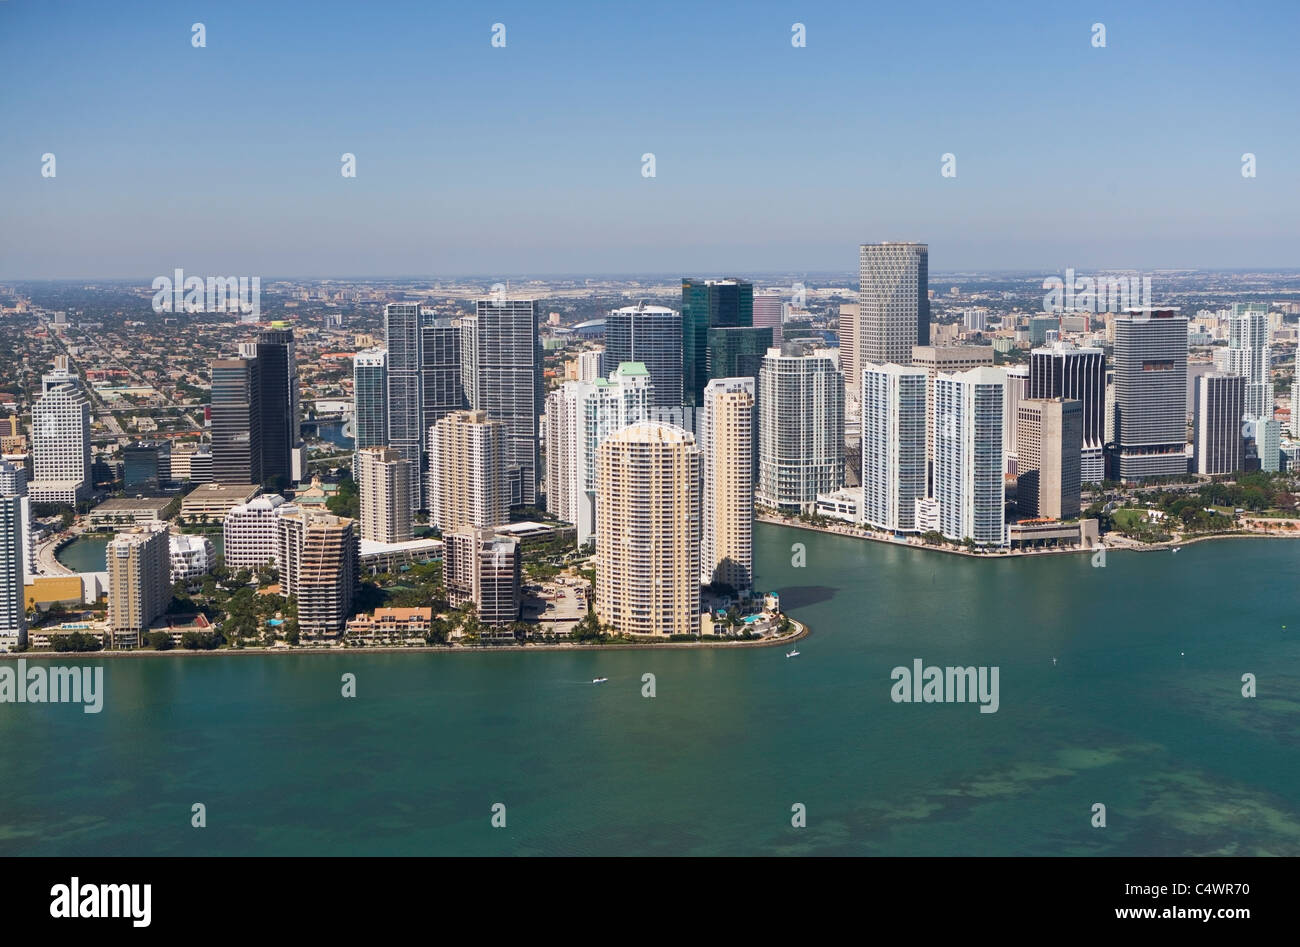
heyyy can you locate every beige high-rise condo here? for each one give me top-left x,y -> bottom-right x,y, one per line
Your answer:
355,446 -> 412,543
596,422 -> 700,637
427,410 -> 509,532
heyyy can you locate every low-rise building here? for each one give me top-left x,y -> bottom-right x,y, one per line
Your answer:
344,607 -> 433,645
86,496 -> 177,529
181,483 -> 261,521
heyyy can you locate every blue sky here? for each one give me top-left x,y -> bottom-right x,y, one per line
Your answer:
2,0 -> 1297,278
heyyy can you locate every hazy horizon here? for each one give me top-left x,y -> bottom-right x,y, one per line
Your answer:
4,0 -> 1298,279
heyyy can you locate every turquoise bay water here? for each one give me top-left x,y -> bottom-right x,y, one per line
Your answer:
4,524 -> 1298,856
56,533 -> 223,573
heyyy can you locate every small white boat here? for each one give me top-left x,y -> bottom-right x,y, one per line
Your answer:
786,649 -> 800,658
592,677 -> 608,684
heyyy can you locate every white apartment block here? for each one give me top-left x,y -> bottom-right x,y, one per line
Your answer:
933,367 -> 1006,546
223,494 -> 293,572
860,363 -> 928,533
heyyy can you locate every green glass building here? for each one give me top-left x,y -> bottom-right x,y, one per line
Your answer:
682,278 -> 753,406
707,326 -> 773,383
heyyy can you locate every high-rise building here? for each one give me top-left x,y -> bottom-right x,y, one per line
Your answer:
445,527 -> 521,626
276,509 -> 359,637
427,410 -> 509,531
603,304 -> 682,409
682,278 -> 753,407
223,494 -> 294,572
1227,303 -> 1271,421
1002,365 -> 1029,476
1016,398 -> 1083,519
29,366 -> 91,504
838,303 -> 860,397
106,525 -> 171,648
757,343 -> 845,513
0,491 -> 26,649
586,365 -> 654,543
909,345 -> 994,483
545,381 -> 589,536
706,326 -> 773,384
1193,373 -> 1245,475
383,303 -> 424,509
700,378 -> 754,591
577,349 -> 603,383
596,422 -> 701,638
859,242 -> 930,366
245,326 -> 299,485
1028,343 -> 1105,484
464,298 -> 542,507
1256,417 -> 1281,473
122,441 -> 171,494
210,356 -> 263,485
355,446 -> 412,544
1291,352 -> 1300,438
860,363 -> 928,533
753,289 -> 784,345
933,367 -> 1005,545
419,314 -> 468,505
352,348 -> 388,452
1111,309 -> 1189,481
0,460 -> 35,580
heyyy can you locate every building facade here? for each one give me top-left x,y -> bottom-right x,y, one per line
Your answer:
427,410 -> 510,532
1112,309 -> 1189,481
596,422 -> 701,637
223,494 -> 293,572
700,378 -> 754,590
445,527 -> 522,626
210,356 -> 263,486
107,526 -> 171,648
1016,398 -> 1083,519
859,242 -> 930,367
1028,342 -> 1106,484
933,367 -> 1005,545
1193,373 -> 1245,476
757,344 -> 845,513
682,278 -> 753,407
276,509 -> 359,637
355,446 -> 413,544
603,304 -> 682,409
352,347 -> 388,453
860,363 -> 928,532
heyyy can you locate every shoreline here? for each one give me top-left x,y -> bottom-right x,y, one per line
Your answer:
3,619 -> 810,660
758,514 -> 1299,557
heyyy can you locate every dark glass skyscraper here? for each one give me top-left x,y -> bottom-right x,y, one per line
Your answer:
1028,342 -> 1106,484
603,304 -> 682,409
245,327 -> 297,486
682,278 -> 752,406
384,303 -> 423,511
123,441 -> 170,494
211,357 -> 262,484
707,326 -> 773,382
466,298 -> 542,508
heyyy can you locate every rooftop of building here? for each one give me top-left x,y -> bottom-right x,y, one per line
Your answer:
182,483 -> 261,503
608,420 -> 696,445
